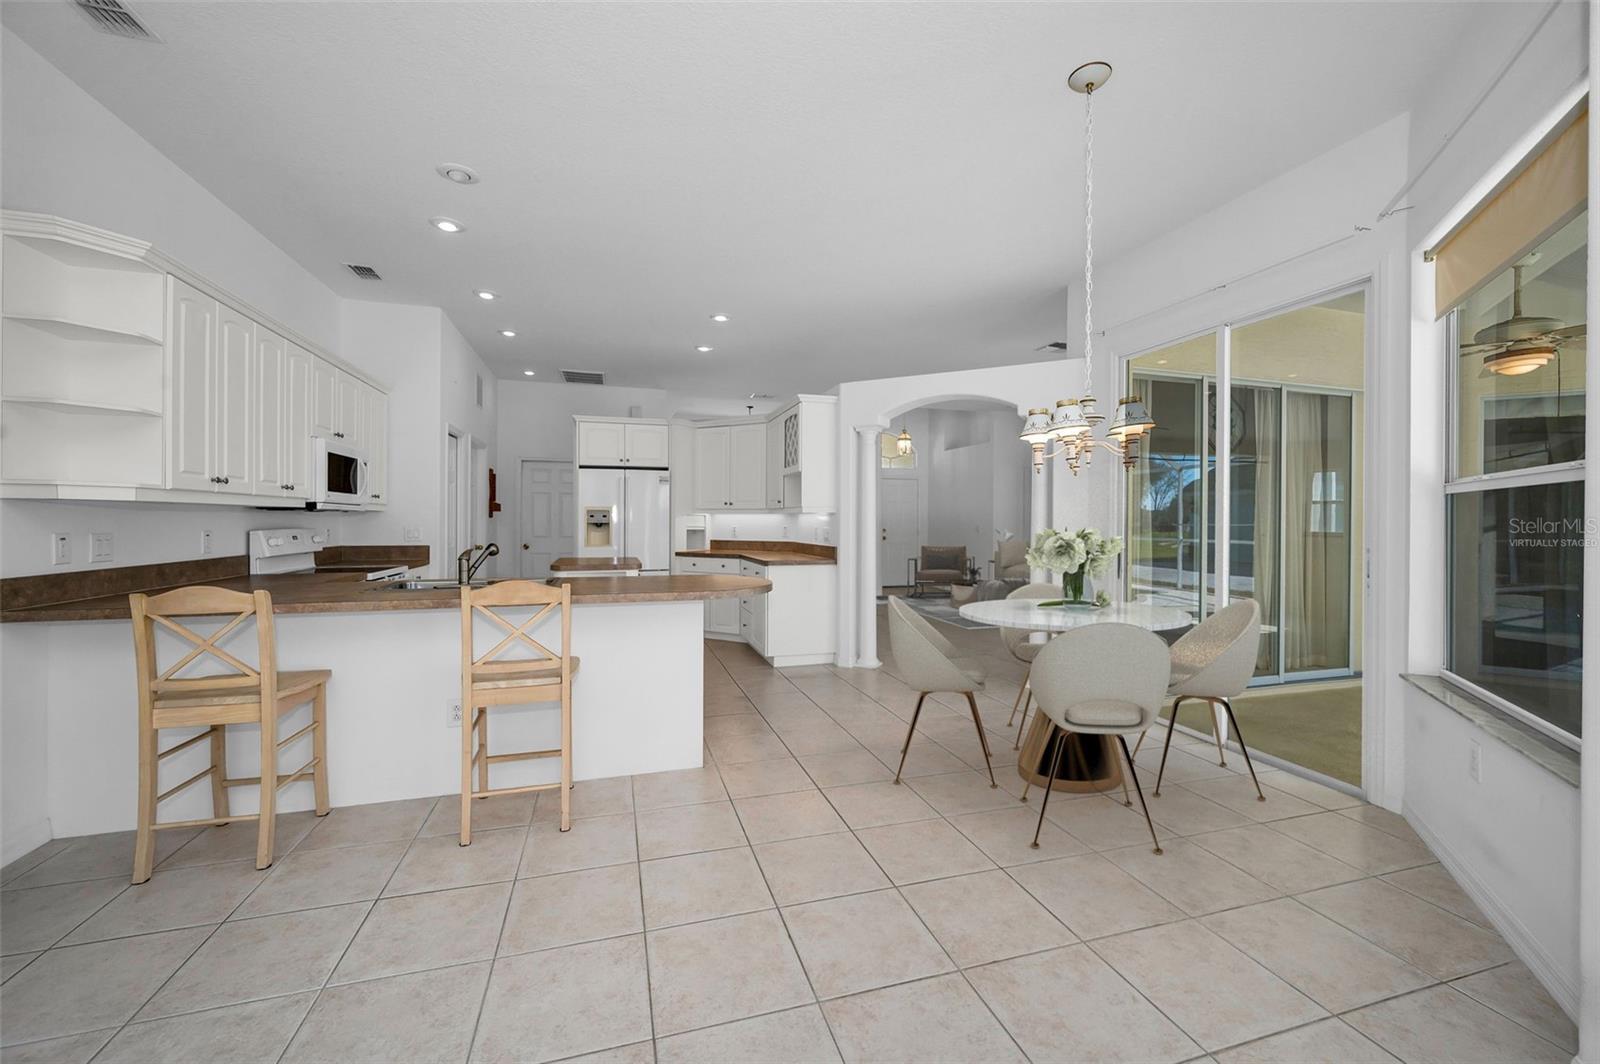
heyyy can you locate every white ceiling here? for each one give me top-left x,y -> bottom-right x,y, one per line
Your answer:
3,1 -> 1480,397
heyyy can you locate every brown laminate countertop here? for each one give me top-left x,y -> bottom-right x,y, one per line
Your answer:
550,556 -> 641,572
0,571 -> 769,623
676,539 -> 836,566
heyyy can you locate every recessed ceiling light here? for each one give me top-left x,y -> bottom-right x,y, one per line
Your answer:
710,314 -> 730,323
523,369 -> 536,376
437,163 -> 480,185
1156,359 -> 1168,365
429,217 -> 465,233
500,330 -> 516,338
696,345 -> 714,353
475,290 -> 497,301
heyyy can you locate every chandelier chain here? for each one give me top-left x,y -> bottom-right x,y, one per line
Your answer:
1082,87 -> 1094,393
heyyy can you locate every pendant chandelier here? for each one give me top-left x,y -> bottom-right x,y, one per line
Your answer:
895,426 -> 913,456
1021,61 -> 1155,475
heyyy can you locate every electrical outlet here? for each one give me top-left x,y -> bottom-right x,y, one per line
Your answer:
731,525 -> 739,538
90,532 -> 113,564
445,700 -> 462,728
51,533 -> 70,566
1468,740 -> 1482,783
200,529 -> 214,555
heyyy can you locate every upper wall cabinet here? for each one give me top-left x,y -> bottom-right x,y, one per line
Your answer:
576,417 -> 670,467
688,396 -> 837,513
0,212 -> 388,507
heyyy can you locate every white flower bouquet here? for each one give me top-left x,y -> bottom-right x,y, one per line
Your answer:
1025,527 -> 1122,604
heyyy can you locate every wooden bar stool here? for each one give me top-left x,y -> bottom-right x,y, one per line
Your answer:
459,580 -> 578,845
129,586 -> 331,884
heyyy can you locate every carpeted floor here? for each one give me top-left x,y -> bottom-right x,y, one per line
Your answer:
1156,680 -> 1363,787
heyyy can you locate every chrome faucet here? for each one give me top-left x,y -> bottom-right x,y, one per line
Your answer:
457,543 -> 499,585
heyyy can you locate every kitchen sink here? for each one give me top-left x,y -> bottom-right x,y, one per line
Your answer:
378,579 -> 492,591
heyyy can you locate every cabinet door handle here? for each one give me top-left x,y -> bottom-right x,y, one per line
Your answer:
333,431 -> 345,439
371,493 -> 381,500
209,476 -> 220,484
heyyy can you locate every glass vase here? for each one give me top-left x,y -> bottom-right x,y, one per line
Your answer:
1063,570 -> 1085,603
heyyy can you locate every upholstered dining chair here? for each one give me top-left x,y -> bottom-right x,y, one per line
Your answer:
1026,623 -> 1170,854
886,597 -> 997,788
1150,598 -> 1265,801
999,582 -> 1060,748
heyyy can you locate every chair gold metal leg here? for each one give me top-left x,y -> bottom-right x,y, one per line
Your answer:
1013,690 -> 1034,751
1031,725 -> 1067,848
894,693 -> 927,784
1153,696 -> 1183,797
1006,675 -> 1028,728
1208,698 -> 1228,766
965,693 -> 998,787
1118,735 -> 1162,854
1220,699 -> 1266,801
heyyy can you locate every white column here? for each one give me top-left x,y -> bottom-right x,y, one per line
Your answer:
1578,16 -> 1599,1060
855,425 -> 883,668
1029,458 -> 1049,582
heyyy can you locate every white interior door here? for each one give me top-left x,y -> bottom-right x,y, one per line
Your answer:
519,460 -> 575,578
879,478 -> 920,592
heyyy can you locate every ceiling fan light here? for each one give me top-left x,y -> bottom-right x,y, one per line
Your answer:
1484,342 -> 1557,376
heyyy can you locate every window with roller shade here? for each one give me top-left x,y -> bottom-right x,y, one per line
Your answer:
1437,107 -> 1587,746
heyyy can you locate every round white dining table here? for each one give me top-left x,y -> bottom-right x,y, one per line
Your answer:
957,596 -> 1194,794
956,598 -> 1193,633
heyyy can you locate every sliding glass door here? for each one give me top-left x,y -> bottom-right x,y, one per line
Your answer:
1125,290 -> 1366,784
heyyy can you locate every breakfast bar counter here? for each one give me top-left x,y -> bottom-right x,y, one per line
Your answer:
0,568 -> 770,842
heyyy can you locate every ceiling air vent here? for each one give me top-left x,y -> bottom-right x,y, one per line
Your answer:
75,0 -> 159,41
560,370 -> 605,386
344,264 -> 382,280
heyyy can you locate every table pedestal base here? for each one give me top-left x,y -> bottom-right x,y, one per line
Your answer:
1017,713 -> 1122,794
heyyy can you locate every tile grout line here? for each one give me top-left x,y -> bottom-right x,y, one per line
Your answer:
272,794 -> 444,1064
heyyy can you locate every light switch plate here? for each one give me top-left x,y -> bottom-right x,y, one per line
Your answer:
90,532 -> 113,564
404,526 -> 422,543
51,533 -> 70,565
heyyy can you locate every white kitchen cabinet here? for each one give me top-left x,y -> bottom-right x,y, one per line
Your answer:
693,426 -> 732,509
769,396 -> 838,512
167,279 -> 216,492
694,422 -> 765,508
2,213 -> 388,506
213,305 -> 254,495
334,371 -> 361,444
765,417 -> 786,509
311,358 -> 338,438
365,386 -> 388,507
283,344 -> 313,499
680,555 -> 741,635
576,418 -> 670,466
577,419 -> 626,465
728,423 -> 767,509
624,422 -> 670,466
739,560 -> 768,654
252,326 -> 286,496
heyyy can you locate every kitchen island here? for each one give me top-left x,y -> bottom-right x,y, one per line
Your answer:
1,568 -> 768,844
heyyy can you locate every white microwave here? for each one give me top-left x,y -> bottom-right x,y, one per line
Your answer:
310,436 -> 368,510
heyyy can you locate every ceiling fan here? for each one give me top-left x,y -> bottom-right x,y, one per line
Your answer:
1460,261 -> 1586,376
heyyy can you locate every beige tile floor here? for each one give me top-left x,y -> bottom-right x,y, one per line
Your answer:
0,620 -> 1579,1063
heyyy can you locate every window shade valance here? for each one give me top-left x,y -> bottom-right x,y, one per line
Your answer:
1431,108 -> 1587,318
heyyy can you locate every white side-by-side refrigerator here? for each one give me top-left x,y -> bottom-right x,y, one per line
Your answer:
576,467 -> 672,573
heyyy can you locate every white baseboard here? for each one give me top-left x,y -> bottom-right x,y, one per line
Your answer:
1404,804 -> 1580,1020
2,817 -> 53,867
769,653 -> 837,668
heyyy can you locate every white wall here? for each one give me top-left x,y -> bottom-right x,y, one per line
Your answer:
0,29 -> 341,352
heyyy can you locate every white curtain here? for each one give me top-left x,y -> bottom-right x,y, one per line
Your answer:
1283,392 -> 1353,671
1248,387 -> 1279,674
